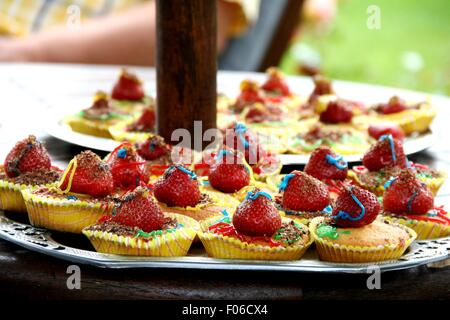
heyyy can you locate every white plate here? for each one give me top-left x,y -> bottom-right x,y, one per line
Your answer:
5,63 -> 444,164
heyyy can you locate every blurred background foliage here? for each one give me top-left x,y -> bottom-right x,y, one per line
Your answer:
280,0 -> 450,95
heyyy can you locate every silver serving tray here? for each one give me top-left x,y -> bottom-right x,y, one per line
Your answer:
1,210 -> 448,273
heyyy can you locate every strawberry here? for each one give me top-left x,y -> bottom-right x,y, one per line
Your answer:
59,150 -> 114,197
111,69 -> 145,101
376,96 -> 408,115
154,165 -> 201,207
233,189 -> 281,236
261,67 -> 291,96
368,123 -> 405,141
280,171 -> 330,212
128,107 -> 155,132
332,186 -> 380,228
319,100 -> 353,124
304,146 -> 348,180
106,143 -> 147,189
362,134 -> 407,171
110,186 -> 165,232
383,170 -> 434,215
223,123 -> 267,165
208,150 -> 250,193
4,135 -> 51,178
136,135 -> 171,161
232,80 -> 265,112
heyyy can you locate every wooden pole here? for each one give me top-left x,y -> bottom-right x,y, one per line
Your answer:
156,0 -> 217,150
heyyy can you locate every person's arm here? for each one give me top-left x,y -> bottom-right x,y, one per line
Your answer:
0,0 -> 240,65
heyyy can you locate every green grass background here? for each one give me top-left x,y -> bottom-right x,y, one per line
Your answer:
280,0 -> 450,95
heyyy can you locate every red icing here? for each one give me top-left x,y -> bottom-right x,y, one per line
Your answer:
208,222 -> 282,247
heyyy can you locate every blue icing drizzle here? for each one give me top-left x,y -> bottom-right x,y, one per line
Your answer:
379,134 -> 397,162
221,209 -> 229,216
407,192 -> 418,213
117,147 -> 127,159
322,205 -> 333,215
234,123 -> 249,149
167,165 -> 197,179
245,190 -> 272,201
333,187 -> 366,222
384,177 -> 397,190
325,154 -> 347,170
67,195 -> 78,201
149,141 -> 156,151
215,149 -> 234,160
278,173 -> 296,192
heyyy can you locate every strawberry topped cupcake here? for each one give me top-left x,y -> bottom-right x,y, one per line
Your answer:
65,91 -> 132,139
109,105 -> 156,142
231,80 -> 265,113
204,149 -> 271,201
222,123 -> 282,180
198,189 -> 313,260
135,135 -> 200,179
288,124 -> 371,155
22,150 -> 116,233
154,165 -> 239,221
310,186 -> 416,262
104,142 -> 148,189
0,135 -> 62,213
275,170 -> 332,224
369,96 -> 437,135
303,146 -> 351,198
83,186 -> 199,256
349,134 -> 446,196
382,170 -> 450,239
110,69 -> 153,113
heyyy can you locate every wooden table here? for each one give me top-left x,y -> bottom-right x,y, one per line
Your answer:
0,64 -> 449,300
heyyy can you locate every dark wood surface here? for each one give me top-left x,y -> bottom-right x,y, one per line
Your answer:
0,130 -> 449,300
156,0 -> 217,147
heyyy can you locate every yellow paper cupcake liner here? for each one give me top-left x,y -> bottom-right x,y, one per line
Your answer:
82,213 -> 199,256
374,103 -> 437,135
0,179 -> 58,213
198,217 -> 313,260
382,215 -> 450,240
309,217 -> 417,263
65,115 -> 124,139
22,189 -> 114,234
109,121 -> 153,143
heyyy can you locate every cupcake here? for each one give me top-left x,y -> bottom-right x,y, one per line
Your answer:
370,96 -> 437,135
104,142 -> 148,189
22,150 -> 116,233
0,135 -> 62,213
274,170 -> 332,225
110,68 -> 153,113
65,91 -> 132,139
310,186 -> 416,263
135,135 -> 201,180
230,80 -> 265,113
304,146 -> 352,199
198,189 -> 313,260
204,149 -> 271,202
349,134 -> 446,196
83,186 -> 199,256
382,170 -> 450,239
288,125 -> 371,156
154,165 -> 239,221
109,105 -> 156,142
222,123 -> 282,180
